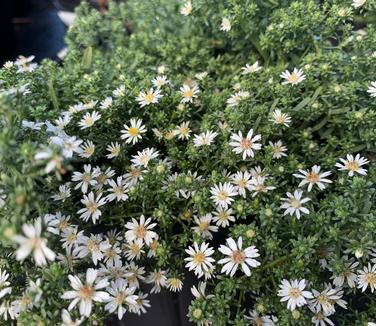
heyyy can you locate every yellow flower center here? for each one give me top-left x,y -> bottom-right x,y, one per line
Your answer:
288,287 -> 302,298
144,92 -> 155,104
307,172 -> 319,183
128,127 -> 139,137
232,250 -> 245,264
193,252 -> 205,264
346,161 -> 359,171
135,226 -> 146,239
78,284 -> 93,300
217,191 -> 228,201
291,199 -> 301,209
184,89 -> 193,98
240,138 -> 252,149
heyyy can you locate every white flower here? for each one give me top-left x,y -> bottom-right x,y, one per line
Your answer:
166,278 -> 183,292
145,270 -> 168,294
192,214 -> 219,240
106,177 -> 129,202
278,279 -> 313,311
309,285 -> 346,315
34,147 -> 63,173
185,242 -> 215,278
241,62 -> 262,75
280,68 -> 306,85
129,292 -> 150,315
106,142 -> 121,159
136,88 -> 162,107
352,0 -> 366,9
61,309 -> 83,326
125,215 -> 157,246
13,218 -> 55,266
50,135 -> 83,158
78,111 -> 101,129
269,109 -> 291,127
220,18 -> 231,32
330,257 -> 358,288
367,81 -> 376,97
335,153 -> 369,176
180,1 -> 192,16
22,120 -> 44,130
74,234 -> 111,265
226,91 -> 249,107
94,167 -> 115,189
245,310 -> 278,326
174,121 -> 191,139
61,268 -> 109,317
230,171 -> 252,198
0,269 -> 12,299
191,282 -> 214,299
357,263 -> 376,292
60,227 -> 84,249
229,129 -> 262,160
44,212 -> 71,235
180,84 -> 199,103
51,184 -> 71,202
280,189 -> 310,219
249,176 -> 276,197
193,130 -> 218,147
14,55 -> 38,73
100,97 -> 113,110
79,140 -> 95,158
112,85 -> 125,98
210,182 -> 238,209
78,192 -> 107,224
218,237 -> 260,276
104,279 -> 138,320
269,140 -> 288,159
131,148 -> 159,168
125,262 -> 146,289
72,164 -> 100,194
121,118 -> 147,144
195,72 -> 208,80
98,260 -> 127,282
212,206 -> 235,227
310,308 -> 334,326
123,165 -> 145,186
152,75 -> 169,88
54,115 -> 71,130
293,165 -> 332,192
124,239 -> 145,261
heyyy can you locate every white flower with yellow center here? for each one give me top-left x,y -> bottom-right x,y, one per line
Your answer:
226,90 -> 250,107
220,18 -> 231,32
78,111 -> 101,129
166,278 -> 183,292
358,263 -> 376,292
180,1 -> 192,16
309,286 -> 346,315
106,176 -> 129,202
124,239 -> 145,261
293,165 -> 332,192
136,88 -> 162,107
241,61 -> 262,75
78,192 -> 107,224
335,153 -> 369,176
74,234 -> 110,265
152,75 -> 169,88
212,207 -> 235,227
192,214 -> 218,239
79,140 -> 95,158
218,237 -> 260,276
174,121 -> 191,139
106,142 -> 121,159
193,130 -> 218,147
125,215 -> 157,246
269,140 -> 288,159
245,310 -> 278,326
179,84 -> 199,103
330,257 -> 358,288
277,279 -> 313,311
0,269 -> 12,300
121,118 -> 147,144
210,182 -> 238,209
229,129 -> 262,160
51,184 -> 71,202
249,176 -> 276,197
13,218 -> 56,266
280,189 -> 310,219
131,148 -> 159,168
352,0 -> 366,8
100,97 -> 113,110
104,279 -> 138,320
61,268 -> 109,317
123,165 -> 144,186
184,242 -> 215,278
112,85 -> 125,98
269,109 -> 291,127
61,309 -> 83,326
280,68 -> 306,85
230,171 -> 252,198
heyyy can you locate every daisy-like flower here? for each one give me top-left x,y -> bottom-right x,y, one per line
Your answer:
104,279 -> 138,320
121,118 -> 147,144
61,309 -> 83,326
245,309 -> 278,326
330,257 -> 359,288
123,165 -> 144,186
79,140 -> 95,158
100,97 -> 113,110
191,282 -> 215,299
293,165 -> 332,192
74,234 -> 111,265
280,189 -> 310,219
179,84 -> 199,103
218,237 -> 260,276
124,239 -> 145,261
241,61 -> 263,75
78,111 -> 101,129
22,120 -> 44,130
185,242 -> 215,278
280,68 -> 306,85
51,184 -> 71,202
193,130 -> 218,147
269,109 -> 291,127
212,206 -> 235,227
180,1 -> 192,16
51,135 -> 83,159
248,176 -> 276,197
94,167 -> 116,190
220,18 -> 231,32
136,88 -> 162,107
72,164 -> 100,194
174,121 -> 191,140
195,71 -> 208,80
0,269 -> 12,299
278,279 -> 313,311
357,263 -> 376,292
125,215 -> 157,246
335,153 -> 369,176
310,307 -> 334,326
60,227 -> 84,249
34,147 -> 63,174
210,182 -> 238,209
152,75 -> 169,88
44,212 -> 71,235
106,142 -> 121,159
106,177 -> 129,202
230,171 -> 252,198
226,90 -> 250,107
78,192 -> 107,224
61,268 -> 109,317
14,55 -> 38,73
192,214 -> 218,240
166,278 -> 183,292
129,292 -> 150,315
352,0 -> 366,9
145,270 -> 168,294
367,81 -> 376,97
131,148 -> 159,168
125,262 -> 146,289
13,218 -> 55,266
229,129 -> 262,160
310,285 -> 347,315
112,85 -> 125,98
269,140 -> 288,159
